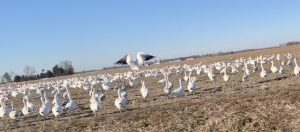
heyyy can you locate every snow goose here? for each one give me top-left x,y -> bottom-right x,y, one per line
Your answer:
172,79 -> 185,96
244,63 -> 250,75
187,72 -> 196,93
115,52 -> 155,71
223,67 -> 229,82
278,64 -> 284,74
129,77 -> 137,88
294,58 -> 300,76
52,92 -> 64,117
39,92 -> 51,117
11,91 -> 19,98
271,61 -> 278,73
183,71 -> 189,82
90,88 -> 101,113
207,68 -> 215,82
0,97 -> 10,118
23,95 -> 36,112
22,98 -> 30,116
140,80 -> 149,99
101,80 -> 113,91
231,66 -> 239,74
242,71 -> 249,82
65,87 -> 78,111
114,88 -> 127,112
137,52 -> 156,66
163,72 -> 173,94
9,101 -> 21,120
260,62 -> 267,79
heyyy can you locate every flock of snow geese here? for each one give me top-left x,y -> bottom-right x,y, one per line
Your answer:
0,52 -> 300,121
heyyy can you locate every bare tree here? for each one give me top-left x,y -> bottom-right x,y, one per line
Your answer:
1,72 -> 11,83
59,60 -> 74,75
59,60 -> 72,70
9,71 -> 16,80
24,65 -> 36,76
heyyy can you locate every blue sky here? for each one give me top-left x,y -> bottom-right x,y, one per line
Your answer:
0,0 -> 300,75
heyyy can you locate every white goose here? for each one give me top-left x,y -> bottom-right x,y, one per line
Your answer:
271,61 -> 278,73
244,63 -> 250,75
101,81 -> 113,91
183,71 -> 189,82
115,52 -> 155,71
278,64 -> 284,74
39,92 -> 51,117
207,68 -> 215,82
83,82 -> 92,91
90,88 -> 102,113
196,66 -> 202,75
114,88 -> 127,112
22,97 -> 30,116
120,82 -> 128,99
0,97 -> 10,118
187,72 -> 196,93
294,58 -> 300,76
96,92 -> 106,104
52,92 -> 64,117
23,95 -> 36,112
172,79 -> 185,96
260,62 -> 267,78
9,101 -> 21,120
223,66 -> 229,82
136,52 -> 155,66
163,73 -> 173,94
231,66 -> 239,74
129,77 -> 137,88
242,71 -> 249,82
287,53 -> 293,65
140,80 -> 149,99
52,87 -> 63,105
65,87 -> 78,111
11,91 -> 20,98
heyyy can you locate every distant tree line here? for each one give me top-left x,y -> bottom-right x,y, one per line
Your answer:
102,65 -> 129,71
1,60 -> 75,83
279,41 -> 300,47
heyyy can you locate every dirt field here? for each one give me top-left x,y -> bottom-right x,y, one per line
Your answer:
1,45 -> 300,132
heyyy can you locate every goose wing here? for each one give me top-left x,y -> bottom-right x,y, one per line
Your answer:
138,53 -> 155,61
137,52 -> 155,65
114,55 -> 128,65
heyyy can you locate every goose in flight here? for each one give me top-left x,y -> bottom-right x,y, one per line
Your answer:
115,52 -> 155,71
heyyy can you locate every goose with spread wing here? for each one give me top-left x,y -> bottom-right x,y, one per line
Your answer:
115,52 -> 155,71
